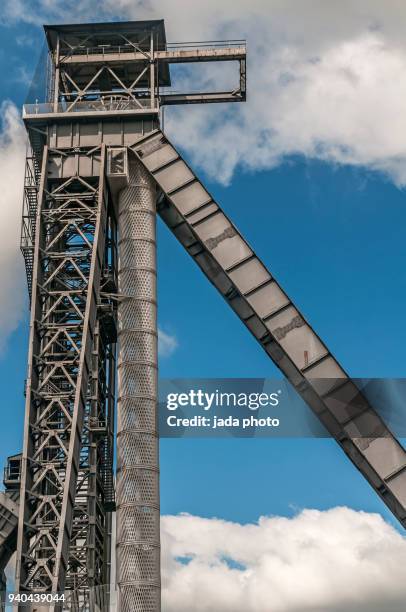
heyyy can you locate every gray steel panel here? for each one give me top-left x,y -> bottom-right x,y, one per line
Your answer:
305,357 -> 347,392
49,119 -> 159,150
153,159 -> 194,192
247,282 -> 290,319
229,258 -> 271,294
193,212 -> 252,269
78,121 -> 99,147
142,143 -> 179,172
266,305 -> 328,370
170,181 -> 211,215
323,381 -> 368,423
186,202 -> 219,225
354,437 -> 406,480
387,471 -> 406,506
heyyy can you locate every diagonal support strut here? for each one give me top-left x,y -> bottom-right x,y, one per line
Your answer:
131,129 -> 406,530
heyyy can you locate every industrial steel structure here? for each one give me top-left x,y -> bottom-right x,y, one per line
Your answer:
0,16 -> 404,612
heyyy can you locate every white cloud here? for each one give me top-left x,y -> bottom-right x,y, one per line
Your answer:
5,506 -> 405,610
0,102 -> 27,352
158,328 -> 178,358
161,507 -> 406,612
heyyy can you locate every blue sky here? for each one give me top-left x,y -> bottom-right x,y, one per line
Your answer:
0,2 -> 406,536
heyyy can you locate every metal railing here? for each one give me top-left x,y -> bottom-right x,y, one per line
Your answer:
3,459 -> 22,486
167,39 -> 246,50
60,43 -> 149,59
23,97 -> 156,116
59,39 -> 246,60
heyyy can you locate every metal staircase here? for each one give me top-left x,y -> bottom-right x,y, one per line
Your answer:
20,128 -> 45,301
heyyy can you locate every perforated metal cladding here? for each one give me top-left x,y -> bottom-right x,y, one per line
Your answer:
117,432 -> 158,467
120,586 -> 160,612
119,239 -> 156,270
117,505 -> 160,544
119,269 -> 156,299
118,544 -> 160,583
119,210 -> 155,240
117,470 -> 159,507
116,156 -> 160,612
122,189 -> 156,211
118,331 -> 157,364
118,300 -> 157,332
118,363 -> 157,396
118,397 -> 157,432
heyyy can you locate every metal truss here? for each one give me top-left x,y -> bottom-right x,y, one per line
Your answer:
15,145 -> 116,607
47,23 -> 161,115
132,130 -> 406,530
23,23 -> 246,122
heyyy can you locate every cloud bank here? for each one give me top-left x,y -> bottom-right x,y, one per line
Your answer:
5,506 -> 403,610
161,507 -> 406,612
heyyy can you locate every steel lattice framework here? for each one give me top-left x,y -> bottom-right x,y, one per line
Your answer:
0,16 -> 404,612
15,144 -> 116,605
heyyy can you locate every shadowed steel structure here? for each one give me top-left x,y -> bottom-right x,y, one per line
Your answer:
0,15 -> 404,612
13,19 -> 246,612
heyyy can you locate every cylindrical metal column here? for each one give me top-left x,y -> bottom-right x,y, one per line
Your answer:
116,156 -> 160,612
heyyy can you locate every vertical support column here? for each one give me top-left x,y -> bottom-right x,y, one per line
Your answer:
116,156 -> 160,611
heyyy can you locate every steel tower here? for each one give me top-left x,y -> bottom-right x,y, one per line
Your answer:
0,15 -> 405,612
12,19 -> 246,612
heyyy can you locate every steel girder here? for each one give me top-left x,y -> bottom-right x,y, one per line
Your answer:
131,130 -> 406,530
15,144 -> 116,607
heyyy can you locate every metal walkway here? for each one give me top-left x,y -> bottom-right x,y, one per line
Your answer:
131,129 -> 406,529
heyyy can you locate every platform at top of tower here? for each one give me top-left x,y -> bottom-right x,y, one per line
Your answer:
44,19 -> 168,53
22,20 -> 245,122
